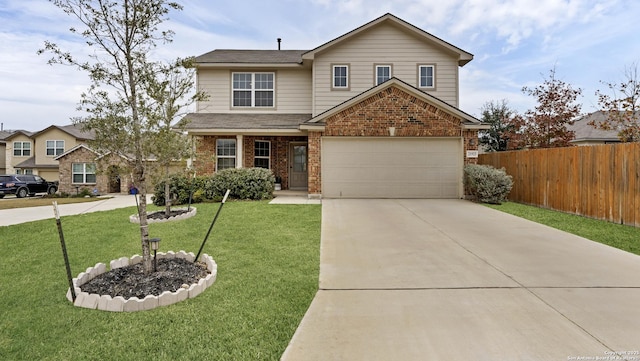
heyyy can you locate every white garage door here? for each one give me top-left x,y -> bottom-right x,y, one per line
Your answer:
322,137 -> 462,198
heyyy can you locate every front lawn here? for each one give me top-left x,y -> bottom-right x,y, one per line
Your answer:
486,202 -> 640,256
0,201 -> 321,360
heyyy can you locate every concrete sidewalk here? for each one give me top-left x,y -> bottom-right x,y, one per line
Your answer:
0,194 -> 151,226
281,199 -> 640,360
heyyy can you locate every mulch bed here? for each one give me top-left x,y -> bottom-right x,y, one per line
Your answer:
80,258 -> 209,299
146,209 -> 192,220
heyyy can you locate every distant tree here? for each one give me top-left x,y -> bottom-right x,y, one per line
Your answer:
39,0 -> 203,274
517,68 -> 581,148
589,62 -> 640,142
478,100 -> 517,151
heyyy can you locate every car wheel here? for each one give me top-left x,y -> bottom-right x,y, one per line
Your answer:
47,186 -> 57,195
0,195 -> 4,199
17,188 -> 28,198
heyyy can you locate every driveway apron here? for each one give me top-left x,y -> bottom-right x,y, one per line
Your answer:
281,199 -> 640,361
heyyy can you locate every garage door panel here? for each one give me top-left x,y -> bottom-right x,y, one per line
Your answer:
322,137 -> 462,198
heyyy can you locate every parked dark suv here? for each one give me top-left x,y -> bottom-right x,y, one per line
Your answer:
0,174 -> 58,198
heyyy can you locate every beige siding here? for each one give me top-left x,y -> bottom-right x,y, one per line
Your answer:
6,134 -> 32,171
34,129 -> 83,166
0,144 -> 6,173
312,23 -> 460,116
196,68 -> 312,114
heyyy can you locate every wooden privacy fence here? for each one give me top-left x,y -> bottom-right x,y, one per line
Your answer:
478,143 -> 640,227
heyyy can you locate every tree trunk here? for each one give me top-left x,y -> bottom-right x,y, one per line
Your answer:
165,165 -> 171,217
135,162 -> 153,274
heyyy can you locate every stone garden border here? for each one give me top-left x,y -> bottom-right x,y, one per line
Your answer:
67,251 -> 217,312
129,207 -> 197,224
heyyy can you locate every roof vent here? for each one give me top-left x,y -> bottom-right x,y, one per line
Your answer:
277,38 -> 281,50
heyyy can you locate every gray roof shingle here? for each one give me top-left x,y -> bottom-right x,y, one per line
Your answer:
568,111 -> 622,142
195,50 -> 307,64
183,113 -> 312,130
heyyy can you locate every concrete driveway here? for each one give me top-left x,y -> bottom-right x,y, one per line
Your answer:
281,199 -> 640,360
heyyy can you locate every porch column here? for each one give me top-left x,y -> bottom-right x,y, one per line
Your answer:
236,135 -> 243,168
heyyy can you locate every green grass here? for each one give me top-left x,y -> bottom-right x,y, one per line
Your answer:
485,202 -> 640,256
0,201 -> 321,360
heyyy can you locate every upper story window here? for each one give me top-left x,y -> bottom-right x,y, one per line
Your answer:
418,65 -> 435,89
216,139 -> 236,171
332,65 -> 349,89
254,140 -> 270,169
46,140 -> 65,156
13,141 -> 31,157
375,65 -> 392,85
232,72 -> 274,107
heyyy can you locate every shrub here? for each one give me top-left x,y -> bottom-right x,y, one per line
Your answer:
206,168 -> 275,200
464,164 -> 513,204
152,175 -> 209,206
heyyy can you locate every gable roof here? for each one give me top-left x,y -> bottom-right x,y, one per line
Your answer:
4,130 -> 33,140
0,130 -> 13,140
302,77 -> 486,130
32,124 -> 95,140
193,14 -> 473,68
54,144 -> 97,160
302,13 -> 473,66
568,111 -> 622,143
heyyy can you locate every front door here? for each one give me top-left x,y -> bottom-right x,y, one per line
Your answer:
289,143 -> 308,190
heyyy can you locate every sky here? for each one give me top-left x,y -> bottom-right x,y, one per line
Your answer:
1,0 -> 639,131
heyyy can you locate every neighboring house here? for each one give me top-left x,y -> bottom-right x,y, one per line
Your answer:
3,124 -> 94,182
55,144 -> 132,195
4,130 -> 34,175
184,13 -> 488,198
568,111 -> 621,145
0,130 -> 14,174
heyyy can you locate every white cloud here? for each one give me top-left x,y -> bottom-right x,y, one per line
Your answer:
1,0 -> 639,130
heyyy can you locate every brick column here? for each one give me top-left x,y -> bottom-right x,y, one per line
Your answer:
307,131 -> 322,196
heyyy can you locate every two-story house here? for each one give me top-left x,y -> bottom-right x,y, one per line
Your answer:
184,13 -> 487,198
3,124 -> 94,182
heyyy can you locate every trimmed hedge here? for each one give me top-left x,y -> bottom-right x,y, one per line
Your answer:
464,164 -> 513,204
206,168 -> 275,201
152,168 -> 275,206
152,175 -> 209,206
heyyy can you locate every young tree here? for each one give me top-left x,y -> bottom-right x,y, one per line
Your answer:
589,62 -> 640,142
519,68 -> 582,148
143,58 -> 205,217
40,0 -> 198,273
478,99 -> 517,151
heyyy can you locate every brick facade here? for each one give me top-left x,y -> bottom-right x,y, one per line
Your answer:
57,146 -> 132,195
193,134 -> 307,190
307,85 -> 480,195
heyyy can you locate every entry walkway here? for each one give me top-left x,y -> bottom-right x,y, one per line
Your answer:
281,199 -> 640,360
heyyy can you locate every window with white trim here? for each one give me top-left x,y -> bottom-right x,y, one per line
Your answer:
13,141 -> 31,156
333,65 -> 349,89
376,65 -> 392,85
72,163 -> 96,184
418,65 -> 435,88
232,72 -> 274,107
254,140 -> 270,169
216,139 -> 236,171
46,140 -> 65,156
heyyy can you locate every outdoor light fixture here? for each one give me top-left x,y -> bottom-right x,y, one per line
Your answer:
149,238 -> 161,272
